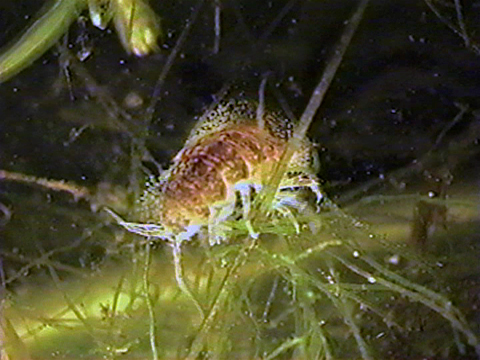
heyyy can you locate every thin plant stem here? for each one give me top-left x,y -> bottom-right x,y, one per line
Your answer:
454,0 -> 469,47
183,239 -> 258,360
263,336 -> 305,360
110,271 -> 126,319
257,0 -> 370,213
424,0 -> 480,55
213,0 -> 221,54
145,0 -> 206,123
0,169 -> 91,201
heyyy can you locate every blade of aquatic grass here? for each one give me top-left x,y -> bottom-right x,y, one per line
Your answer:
0,315 -> 32,360
238,283 -> 264,358
309,204 -> 443,278
253,232 -> 478,359
182,239 -> 258,360
334,293 -> 373,360
424,0 -> 480,56
171,241 -> 205,319
295,288 -> 333,360
1,235 -> 87,286
264,336 -> 305,360
1,251 -> 86,285
330,285 -> 402,330
348,194 -> 479,209
0,0 -> 86,83
330,250 -> 480,350
44,261 -> 108,354
265,250 -> 373,360
45,264 -> 93,333
110,272 -> 126,319
124,246 -> 143,313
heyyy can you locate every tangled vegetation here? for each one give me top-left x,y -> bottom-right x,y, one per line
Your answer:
1,1 -> 480,359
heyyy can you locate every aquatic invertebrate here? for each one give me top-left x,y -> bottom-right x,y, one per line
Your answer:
105,96 -> 324,320
110,98 -> 323,245
105,0 -> 368,330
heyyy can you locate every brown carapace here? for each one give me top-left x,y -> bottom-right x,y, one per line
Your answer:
108,98 -> 323,246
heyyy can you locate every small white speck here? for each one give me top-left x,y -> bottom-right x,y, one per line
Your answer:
387,254 -> 400,265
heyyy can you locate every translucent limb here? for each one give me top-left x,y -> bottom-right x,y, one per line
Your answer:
106,207 -> 205,319
142,242 -> 159,360
104,208 -> 173,240
208,199 -> 236,245
279,173 -> 323,204
235,183 -> 260,239
172,240 -> 205,320
273,204 -> 300,234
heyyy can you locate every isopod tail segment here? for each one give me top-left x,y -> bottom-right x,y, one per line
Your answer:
104,208 -> 206,320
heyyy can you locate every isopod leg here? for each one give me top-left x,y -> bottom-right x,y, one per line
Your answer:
172,240 -> 205,319
235,183 -> 260,239
280,173 -> 324,204
208,200 -> 235,245
274,204 -> 301,234
104,208 -> 172,239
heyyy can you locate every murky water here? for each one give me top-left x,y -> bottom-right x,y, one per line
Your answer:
1,1 -> 480,359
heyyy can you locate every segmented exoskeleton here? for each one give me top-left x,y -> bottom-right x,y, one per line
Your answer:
106,97 -> 323,317
109,98 -> 323,245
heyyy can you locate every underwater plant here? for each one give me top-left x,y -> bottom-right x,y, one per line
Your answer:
1,1 -> 480,359
0,0 -> 162,83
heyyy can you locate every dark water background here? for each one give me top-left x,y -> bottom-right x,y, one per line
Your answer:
0,1 -> 479,359
1,0 -> 480,185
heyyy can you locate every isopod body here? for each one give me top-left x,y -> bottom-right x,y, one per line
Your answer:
112,98 -> 322,245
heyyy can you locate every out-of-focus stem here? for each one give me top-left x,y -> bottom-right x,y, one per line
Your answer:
0,0 -> 162,84
0,0 -> 87,83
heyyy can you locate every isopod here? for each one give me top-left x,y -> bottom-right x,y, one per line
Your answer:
106,97 -> 323,317
108,97 -> 323,246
